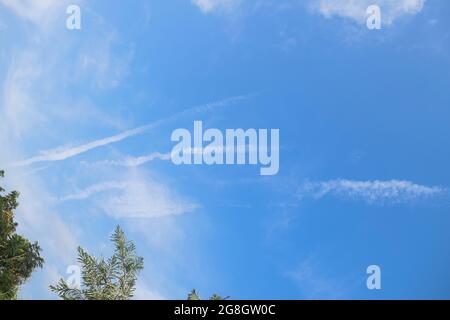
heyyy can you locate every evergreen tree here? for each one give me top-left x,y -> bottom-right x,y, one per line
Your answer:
51,226 -> 143,300
0,170 -> 44,300
188,289 -> 228,300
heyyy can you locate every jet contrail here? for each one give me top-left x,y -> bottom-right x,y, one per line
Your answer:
12,94 -> 252,167
13,125 -> 154,167
91,152 -> 172,167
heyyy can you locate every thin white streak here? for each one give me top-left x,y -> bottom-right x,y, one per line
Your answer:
110,152 -> 172,167
12,94 -> 252,167
59,181 -> 127,202
13,125 -> 152,167
298,179 -> 444,204
89,144 -> 257,168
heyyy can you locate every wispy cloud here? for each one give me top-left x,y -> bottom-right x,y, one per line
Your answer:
297,179 -> 445,205
1,51 -> 46,139
309,0 -> 426,25
101,176 -> 200,218
88,143 -> 257,169
95,152 -> 172,167
59,181 -> 127,202
192,0 -> 241,14
12,94 -> 252,167
0,0 -> 67,25
286,256 -> 346,299
59,172 -> 199,219
191,0 -> 426,23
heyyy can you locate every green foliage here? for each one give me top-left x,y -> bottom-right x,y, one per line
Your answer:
0,170 -> 44,300
187,289 -> 201,300
188,289 -> 228,300
50,226 -> 144,300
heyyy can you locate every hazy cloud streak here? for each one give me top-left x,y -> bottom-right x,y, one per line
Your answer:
12,94 -> 252,167
297,179 -> 445,204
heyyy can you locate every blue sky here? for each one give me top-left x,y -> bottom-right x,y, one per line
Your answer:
0,0 -> 449,299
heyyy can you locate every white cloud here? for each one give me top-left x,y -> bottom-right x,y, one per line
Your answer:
297,179 -> 444,204
192,0 -> 241,14
1,52 -> 46,139
100,176 -> 199,219
0,0 -> 68,26
310,0 -> 426,25
60,171 -> 199,219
